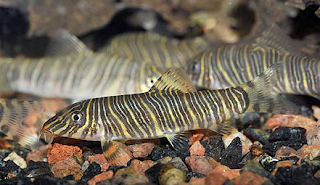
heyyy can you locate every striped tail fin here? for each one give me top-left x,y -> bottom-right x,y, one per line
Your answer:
0,99 -> 45,150
240,62 -> 298,114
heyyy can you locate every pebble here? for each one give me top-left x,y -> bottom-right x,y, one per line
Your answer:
314,169 -> 320,178
232,171 -> 268,185
223,131 -> 252,156
297,145 -> 320,160
268,127 -> 306,142
26,145 -> 49,163
87,154 -> 110,171
306,121 -> 320,145
274,146 -> 299,159
189,134 -> 204,145
21,161 -> 53,178
205,170 -> 228,185
250,142 -> 264,158
171,157 -> 189,173
151,147 -> 179,161
263,114 -> 316,133
312,105 -> 320,120
87,170 -> 113,185
186,172 -> 205,182
189,141 -> 205,156
245,128 -> 270,145
220,137 -> 243,168
145,163 -> 163,184
210,165 -> 240,180
50,157 -> 83,180
0,160 -> 21,179
271,160 -> 293,175
158,163 -> 186,185
107,174 -> 149,185
241,160 -> 270,178
201,135 -> 224,161
260,156 -> 279,172
114,166 -> 136,177
129,159 -> 155,174
47,143 -> 82,164
81,162 -> 101,181
4,152 -> 27,169
128,143 -> 155,158
185,156 -> 220,175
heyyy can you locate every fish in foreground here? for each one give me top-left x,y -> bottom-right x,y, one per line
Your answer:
41,63 -> 296,163
0,98 -> 44,150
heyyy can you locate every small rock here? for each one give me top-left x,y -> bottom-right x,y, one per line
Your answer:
47,143 -> 82,164
205,170 -> 228,185
189,134 -> 204,145
151,147 -> 179,161
159,163 -> 186,185
88,170 -> 113,185
223,131 -> 252,156
268,127 -> 306,142
189,141 -> 205,156
82,161 -> 90,172
306,121 -> 320,146
145,163 -> 163,184
314,169 -> 320,178
220,137 -> 242,168
260,156 -> 279,172
245,128 -> 270,145
0,160 -> 21,179
130,159 -> 155,174
186,172 -> 205,182
274,146 -> 299,159
107,174 -> 149,185
233,171 -> 268,185
250,142 -> 264,158
271,160 -> 293,175
263,140 -> 306,156
157,156 -> 173,164
128,143 -> 155,158
201,135 -> 224,161
189,177 -> 206,185
263,114 -> 316,133
298,145 -> 320,160
50,157 -> 82,180
171,157 -> 189,173
210,165 -> 240,180
185,156 -> 220,175
312,106 -> 320,120
21,161 -> 53,178
114,166 -> 136,177
26,145 -> 49,163
4,152 -> 27,169
81,162 -> 101,181
241,161 -> 270,178
87,154 -> 110,171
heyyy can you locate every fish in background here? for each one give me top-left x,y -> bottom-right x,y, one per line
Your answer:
0,98 -> 45,150
104,32 -> 209,69
0,30 -> 163,101
185,1 -> 320,99
41,63 -> 297,164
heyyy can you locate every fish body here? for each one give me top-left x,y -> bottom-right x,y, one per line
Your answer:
105,32 -> 209,68
0,31 -> 163,100
41,64 -> 295,159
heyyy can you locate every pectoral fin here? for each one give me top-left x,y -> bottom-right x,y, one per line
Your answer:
101,139 -> 132,166
165,132 -> 191,153
210,118 -> 236,136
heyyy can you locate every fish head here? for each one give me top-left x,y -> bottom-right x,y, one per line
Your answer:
139,62 -> 164,92
40,100 -> 102,142
185,55 -> 223,89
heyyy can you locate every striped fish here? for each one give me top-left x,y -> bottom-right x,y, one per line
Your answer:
41,63 -> 296,162
186,24 -> 320,98
0,98 -> 44,150
0,30 -> 163,100
105,32 -> 209,68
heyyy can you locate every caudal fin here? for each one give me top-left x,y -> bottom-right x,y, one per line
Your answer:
0,99 -> 45,150
241,62 -> 298,114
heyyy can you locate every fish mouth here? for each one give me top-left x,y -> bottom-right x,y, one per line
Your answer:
40,128 -> 55,144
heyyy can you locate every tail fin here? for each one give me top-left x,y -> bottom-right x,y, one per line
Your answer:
0,99 -> 45,150
240,62 -> 298,114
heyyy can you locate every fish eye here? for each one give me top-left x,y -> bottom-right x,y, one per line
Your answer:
147,76 -> 157,88
192,62 -> 201,74
71,111 -> 83,124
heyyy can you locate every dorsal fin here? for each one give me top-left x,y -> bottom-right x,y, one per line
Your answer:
150,68 -> 197,92
45,29 -> 92,57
